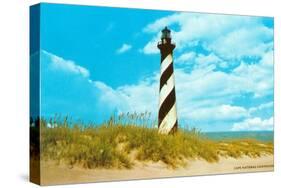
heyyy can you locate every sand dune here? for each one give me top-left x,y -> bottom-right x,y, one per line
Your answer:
41,155 -> 273,185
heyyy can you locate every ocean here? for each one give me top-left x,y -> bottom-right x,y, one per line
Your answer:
203,131 -> 273,142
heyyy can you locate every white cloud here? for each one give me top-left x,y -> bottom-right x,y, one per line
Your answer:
209,27 -> 273,59
93,81 -> 128,111
173,68 -> 249,126
176,51 -> 230,69
109,45 -> 273,129
93,75 -> 159,116
175,67 -> 244,102
90,47 -> 272,129
116,43 -> 132,54
93,49 -> 273,130
141,12 -> 274,114
42,50 -> 90,78
196,53 -> 221,65
40,49 -> 273,131
142,12 -> 273,59
88,66 -> 252,129
143,13 -> 183,33
175,52 -> 196,64
249,102 -> 274,115
197,53 -> 227,69
185,104 -> 248,122
142,32 -> 162,54
88,62 -> 253,126
40,50 -> 273,130
232,50 -> 274,97
41,50 -> 158,119
232,117 -> 273,131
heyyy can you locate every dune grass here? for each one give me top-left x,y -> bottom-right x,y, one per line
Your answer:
36,115 -> 273,169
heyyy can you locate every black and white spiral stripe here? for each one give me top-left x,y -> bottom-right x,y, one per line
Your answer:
158,51 -> 178,134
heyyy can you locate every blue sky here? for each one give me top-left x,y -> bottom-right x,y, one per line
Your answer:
36,3 -> 274,132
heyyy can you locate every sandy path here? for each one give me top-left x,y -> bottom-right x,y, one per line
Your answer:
41,155 -> 273,185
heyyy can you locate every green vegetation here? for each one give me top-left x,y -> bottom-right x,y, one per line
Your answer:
37,114 -> 273,169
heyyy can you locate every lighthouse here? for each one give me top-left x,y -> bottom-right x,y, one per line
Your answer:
157,26 -> 178,134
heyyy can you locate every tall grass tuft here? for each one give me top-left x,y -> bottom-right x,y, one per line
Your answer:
38,114 -> 273,169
